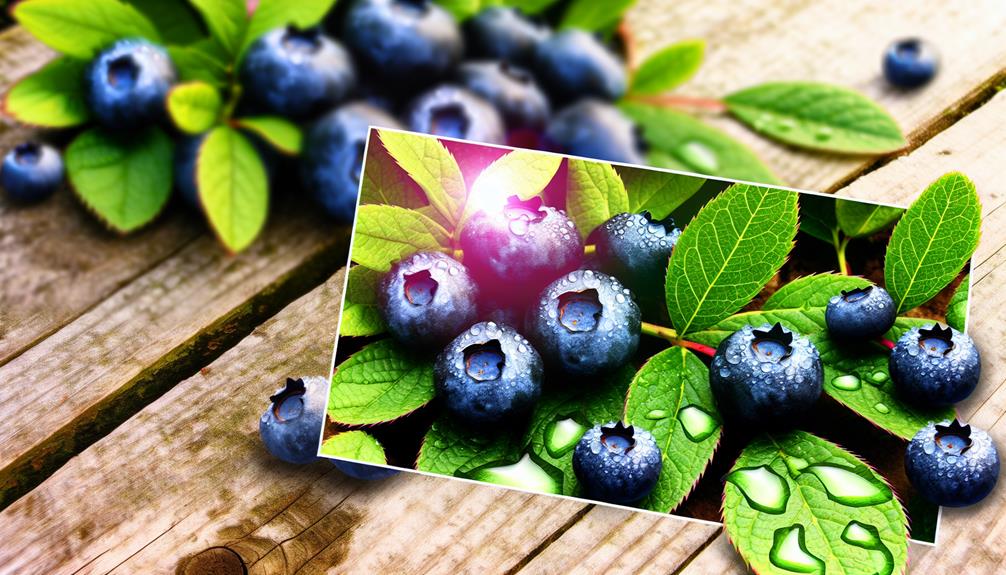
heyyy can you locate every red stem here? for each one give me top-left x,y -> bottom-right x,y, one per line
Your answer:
625,94 -> 728,113
876,337 -> 895,351
618,20 -> 639,69
677,339 -> 717,358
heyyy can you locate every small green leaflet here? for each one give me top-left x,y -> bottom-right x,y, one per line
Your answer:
624,347 -> 720,513
340,266 -> 387,337
379,130 -> 467,226
351,205 -> 452,272
2,57 -> 90,128
885,172 -> 981,313
725,82 -> 906,154
328,339 -> 435,425
560,0 -> 635,32
417,415 -> 522,476
198,126 -> 269,253
167,82 -> 221,135
14,0 -> 160,59
617,165 -> 705,220
66,127 -> 173,233
946,274 -> 969,332
241,0 -> 337,57
799,194 -> 840,245
432,0 -> 482,21
764,274 -> 872,310
320,430 -> 388,464
126,0 -> 204,45
724,431 -> 907,575
464,150 -> 562,222
169,40 -> 230,88
234,116 -> 303,155
629,39 -> 705,95
360,139 -> 428,209
565,159 -> 629,240
190,0 -> 247,56
835,200 -> 903,238
666,183 -> 798,334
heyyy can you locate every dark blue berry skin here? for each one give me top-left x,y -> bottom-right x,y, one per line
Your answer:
883,38 -> 939,89
1,142 -> 63,203
240,26 -> 356,119
526,270 -> 641,376
333,460 -> 401,480
465,6 -> 550,66
300,102 -> 402,222
572,422 -> 661,505
259,377 -> 327,464
709,323 -> 823,428
533,30 -> 626,104
378,251 -> 480,349
590,212 -> 681,306
342,0 -> 462,88
406,85 -> 506,144
890,324 -> 980,407
434,321 -> 543,427
825,284 -> 897,340
457,61 -> 551,131
545,99 -> 645,164
86,38 -> 176,130
906,420 -> 999,507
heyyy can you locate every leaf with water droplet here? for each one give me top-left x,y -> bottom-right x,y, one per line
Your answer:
565,159 -> 629,240
945,273 -> 970,332
328,339 -> 435,425
466,453 -> 562,494
416,415 -> 523,476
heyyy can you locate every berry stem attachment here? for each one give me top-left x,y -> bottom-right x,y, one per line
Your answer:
876,337 -> 896,351
640,322 -> 717,357
583,244 -> 596,256
625,94 -> 728,114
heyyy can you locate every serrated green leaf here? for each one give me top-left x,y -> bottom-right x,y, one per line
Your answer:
2,57 -> 90,127
560,0 -> 634,31
417,415 -> 522,475
885,172 -> 981,313
566,159 -> 629,240
126,0 -> 204,45
66,127 -> 172,233
235,116 -> 302,155
433,0 -> 482,21
241,0 -> 337,58
724,431 -> 907,575
169,39 -> 230,88
629,39 -> 705,95
799,193 -> 840,245
329,339 -> 435,425
14,0 -> 160,58
620,102 -> 779,184
360,140 -> 428,209
167,81 -> 221,134
764,274 -> 872,310
946,274 -> 969,332
190,0 -> 247,55
667,183 -> 798,335
725,82 -> 906,154
197,125 -> 269,253
320,430 -> 387,464
835,200 -> 903,238
351,205 -> 452,272
340,266 -> 387,337
465,149 -> 562,221
624,347 -> 720,512
617,165 -> 705,220
379,130 -> 467,227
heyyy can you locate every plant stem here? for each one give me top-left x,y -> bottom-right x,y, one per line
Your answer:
618,20 -> 639,69
584,244 -> 596,256
640,322 -> 717,357
625,94 -> 728,114
876,337 -> 895,351
452,248 -> 464,261
836,236 -> 852,275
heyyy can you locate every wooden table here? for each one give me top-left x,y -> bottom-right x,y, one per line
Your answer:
1,1 -> 1004,573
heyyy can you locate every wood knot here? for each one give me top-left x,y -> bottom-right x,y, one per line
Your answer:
178,547 -> 246,575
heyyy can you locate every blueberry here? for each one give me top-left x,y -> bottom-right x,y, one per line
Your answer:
378,251 -> 480,348
1,142 -> 63,203
342,0 -> 462,88
406,85 -> 506,144
883,38 -> 939,89
434,321 -> 543,426
301,101 -> 402,222
86,38 -> 176,130
709,323 -> 823,428
259,376 -> 327,464
527,270 -> 641,376
572,421 -> 661,504
906,419 -> 999,507
533,30 -> 626,104
825,284 -> 897,339
240,26 -> 356,119
590,212 -> 681,306
465,6 -> 550,65
333,460 -> 401,480
890,324 -> 980,406
545,99 -> 645,164
457,61 -> 551,131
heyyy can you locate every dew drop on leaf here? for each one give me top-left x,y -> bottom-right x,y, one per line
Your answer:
678,405 -> 719,442
726,465 -> 790,514
805,464 -> 893,506
769,525 -> 825,575
831,374 -> 861,391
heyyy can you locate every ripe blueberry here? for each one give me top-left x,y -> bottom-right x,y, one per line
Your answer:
883,38 -> 939,89
465,6 -> 549,65
378,251 -> 480,348
333,460 -> 401,480
890,324 -> 980,406
434,321 -> 543,426
545,99 -> 645,164
240,26 -> 356,119
709,323 -> 823,428
457,61 -> 551,131
906,419 -> 999,507
825,284 -> 897,339
533,30 -> 626,104
590,211 -> 681,306
301,101 -> 402,222
572,421 -> 661,504
526,270 -> 641,376
1,142 -> 64,203
406,85 -> 506,144
259,376 -> 327,464
86,38 -> 176,130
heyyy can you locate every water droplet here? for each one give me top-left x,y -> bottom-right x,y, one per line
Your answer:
678,405 -> 719,442
448,266 -> 459,276
805,464 -> 892,506
831,374 -> 861,391
814,127 -> 834,141
726,465 -> 790,514
645,409 -> 668,420
841,521 -> 894,575
946,455 -> 958,464
769,525 -> 824,575
467,454 -> 560,494
874,402 -> 890,414
433,439 -> 447,449
508,218 -> 529,236
869,371 -> 889,385
775,118 -> 797,132
544,418 -> 586,458
923,440 -> 935,455
784,456 -> 809,477
677,141 -> 720,172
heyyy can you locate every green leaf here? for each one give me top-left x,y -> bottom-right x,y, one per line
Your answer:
190,0 -> 247,56
724,431 -> 907,575
169,39 -> 230,88
620,102 -> 780,184
433,0 -> 482,21
799,194 -> 839,245
167,82 -> 221,134
320,431 -> 388,464
946,274 -> 969,332
835,200 -> 903,238
241,0 -> 337,57
197,126 -> 269,253
624,347 -> 720,512
885,172 -> 981,313
126,0 -> 204,45
351,205 -> 452,272
506,0 -> 561,15
360,140 -> 428,210
617,165 -> 705,220
629,39 -> 705,95
66,127 -> 172,233
234,116 -> 303,155
340,266 -> 387,337
764,274 -> 873,310
465,149 -> 562,221
14,0 -> 160,58
724,82 -> 906,154
379,130 -> 467,227
566,159 -> 629,240
666,183 -> 798,335
329,339 -> 435,425
417,415 -> 523,475
560,0 -> 635,32
2,57 -> 90,127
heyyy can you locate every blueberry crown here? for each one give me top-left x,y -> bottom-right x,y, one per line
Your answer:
503,195 -> 546,222
270,377 -> 307,419
639,210 -> 675,231
840,286 -> 873,301
600,421 -> 636,451
918,324 -> 954,353
935,419 -> 973,454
